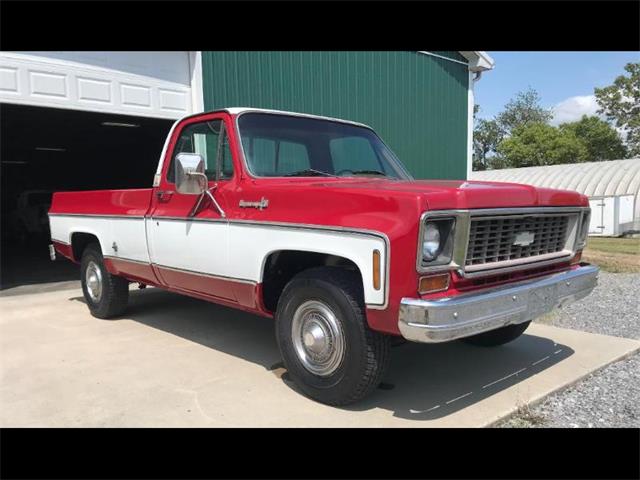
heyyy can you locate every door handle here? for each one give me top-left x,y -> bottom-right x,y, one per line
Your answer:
155,190 -> 173,202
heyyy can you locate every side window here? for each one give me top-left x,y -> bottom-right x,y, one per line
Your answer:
167,119 -> 234,182
330,136 -> 387,174
246,137 -> 310,176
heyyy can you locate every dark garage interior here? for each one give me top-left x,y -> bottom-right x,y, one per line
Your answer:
0,103 -> 174,290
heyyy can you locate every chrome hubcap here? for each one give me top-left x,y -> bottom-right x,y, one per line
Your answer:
85,261 -> 103,302
292,300 -> 345,377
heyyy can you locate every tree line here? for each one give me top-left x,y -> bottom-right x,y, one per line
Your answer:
473,62 -> 639,171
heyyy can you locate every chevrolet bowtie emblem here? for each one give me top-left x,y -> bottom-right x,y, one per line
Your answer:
239,197 -> 269,210
513,231 -> 535,247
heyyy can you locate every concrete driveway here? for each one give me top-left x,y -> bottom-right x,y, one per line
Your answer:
1,286 -> 638,427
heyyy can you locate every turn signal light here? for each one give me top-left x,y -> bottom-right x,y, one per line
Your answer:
372,250 -> 381,291
570,250 -> 583,265
418,273 -> 450,294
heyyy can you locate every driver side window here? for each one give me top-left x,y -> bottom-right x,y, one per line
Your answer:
167,119 -> 234,182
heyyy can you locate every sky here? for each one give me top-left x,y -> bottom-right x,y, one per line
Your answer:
474,51 -> 639,125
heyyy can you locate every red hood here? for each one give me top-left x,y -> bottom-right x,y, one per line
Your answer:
234,176 -> 588,235
290,177 -> 588,210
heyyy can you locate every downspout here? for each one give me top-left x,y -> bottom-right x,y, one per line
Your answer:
466,70 -> 483,180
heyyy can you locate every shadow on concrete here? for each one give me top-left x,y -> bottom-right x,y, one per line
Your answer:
345,334 -> 573,420
0,242 -> 79,291
70,287 -> 574,421
70,287 -> 281,371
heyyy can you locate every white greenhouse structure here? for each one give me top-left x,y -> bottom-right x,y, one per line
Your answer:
470,158 -> 640,236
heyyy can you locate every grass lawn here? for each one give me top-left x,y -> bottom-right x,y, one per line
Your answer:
582,237 -> 640,273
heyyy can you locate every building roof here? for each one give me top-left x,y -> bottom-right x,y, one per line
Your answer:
470,158 -> 640,218
417,51 -> 495,72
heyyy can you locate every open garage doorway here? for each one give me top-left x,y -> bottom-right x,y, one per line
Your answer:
1,103 -> 174,291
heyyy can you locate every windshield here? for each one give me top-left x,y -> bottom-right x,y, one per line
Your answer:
237,112 -> 413,179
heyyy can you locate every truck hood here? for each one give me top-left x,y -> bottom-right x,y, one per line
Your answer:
236,177 -> 588,234
313,178 -> 588,210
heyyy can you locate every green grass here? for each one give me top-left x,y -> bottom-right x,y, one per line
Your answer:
585,237 -> 640,255
583,237 -> 640,273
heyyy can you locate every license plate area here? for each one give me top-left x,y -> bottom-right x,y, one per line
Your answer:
528,283 -> 558,318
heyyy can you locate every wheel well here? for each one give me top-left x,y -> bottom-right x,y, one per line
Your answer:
71,232 -> 100,261
261,250 -> 362,313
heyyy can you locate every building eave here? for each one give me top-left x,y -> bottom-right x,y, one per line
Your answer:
458,51 -> 495,72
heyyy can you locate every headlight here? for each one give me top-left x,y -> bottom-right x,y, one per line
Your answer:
422,222 -> 441,261
420,217 -> 455,266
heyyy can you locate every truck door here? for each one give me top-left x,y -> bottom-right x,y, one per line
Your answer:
146,114 -> 237,301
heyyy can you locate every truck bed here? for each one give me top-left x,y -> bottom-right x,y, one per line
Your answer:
48,189 -> 154,269
49,188 -> 153,217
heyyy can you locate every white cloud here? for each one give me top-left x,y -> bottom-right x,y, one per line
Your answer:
551,95 -> 602,126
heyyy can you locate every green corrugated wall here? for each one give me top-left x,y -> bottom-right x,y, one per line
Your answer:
201,51 -> 469,180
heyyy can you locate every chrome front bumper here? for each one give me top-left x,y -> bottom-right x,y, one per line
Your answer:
398,265 -> 599,343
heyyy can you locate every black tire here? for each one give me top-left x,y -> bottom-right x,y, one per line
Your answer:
462,321 -> 531,347
80,243 -> 129,319
275,266 -> 390,406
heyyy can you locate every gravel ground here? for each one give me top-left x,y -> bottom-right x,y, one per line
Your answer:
538,272 -> 640,340
497,272 -> 640,428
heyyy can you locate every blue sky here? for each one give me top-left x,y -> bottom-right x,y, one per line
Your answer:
474,52 -> 639,125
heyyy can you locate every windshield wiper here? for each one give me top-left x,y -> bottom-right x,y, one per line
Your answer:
350,169 -> 387,176
284,168 -> 337,177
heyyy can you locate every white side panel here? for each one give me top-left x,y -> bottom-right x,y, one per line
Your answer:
51,214 -> 388,307
146,220 -> 228,278
0,52 -> 193,119
618,195 -> 635,224
616,194 -> 635,235
228,224 -> 387,306
601,197 -> 616,236
49,216 -> 149,263
588,198 -> 603,235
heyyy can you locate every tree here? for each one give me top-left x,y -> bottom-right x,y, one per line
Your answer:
496,87 -> 553,135
473,118 -> 503,170
472,88 -> 554,171
594,62 -> 640,157
497,123 -> 589,167
560,115 -> 627,161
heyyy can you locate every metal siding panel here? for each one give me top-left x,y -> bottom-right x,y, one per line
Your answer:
429,51 -> 469,63
202,51 -> 469,180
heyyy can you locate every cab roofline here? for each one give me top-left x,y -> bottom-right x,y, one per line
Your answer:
180,107 -> 373,130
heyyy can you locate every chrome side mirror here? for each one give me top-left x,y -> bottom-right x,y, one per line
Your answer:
175,153 -> 207,195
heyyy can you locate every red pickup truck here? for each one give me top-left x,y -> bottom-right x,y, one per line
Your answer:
49,108 -> 598,405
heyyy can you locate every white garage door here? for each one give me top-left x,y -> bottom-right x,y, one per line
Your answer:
0,51 -> 201,119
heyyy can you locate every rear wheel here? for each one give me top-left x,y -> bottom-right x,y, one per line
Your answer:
80,243 -> 129,319
462,321 -> 531,347
275,267 -> 390,406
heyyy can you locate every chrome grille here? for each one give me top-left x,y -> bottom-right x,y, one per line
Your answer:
465,215 -> 571,267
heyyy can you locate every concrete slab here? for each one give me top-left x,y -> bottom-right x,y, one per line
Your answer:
1,287 -> 638,427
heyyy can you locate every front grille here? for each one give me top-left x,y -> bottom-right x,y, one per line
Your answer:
465,214 -> 571,267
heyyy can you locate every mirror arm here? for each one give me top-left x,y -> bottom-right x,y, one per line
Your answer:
188,191 -> 205,218
186,171 -> 226,218
204,189 -> 226,218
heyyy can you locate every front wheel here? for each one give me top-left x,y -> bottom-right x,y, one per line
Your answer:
80,243 -> 129,319
462,321 -> 531,347
275,267 -> 390,406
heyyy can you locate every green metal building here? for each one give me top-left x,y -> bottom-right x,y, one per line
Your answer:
199,51 -> 494,180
